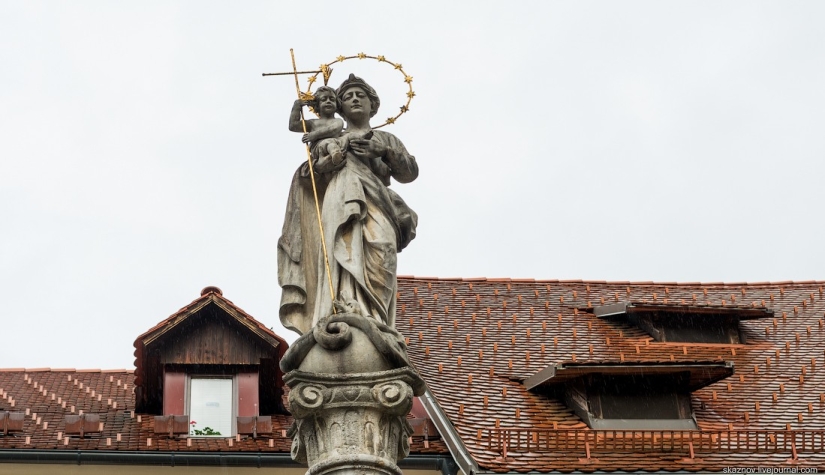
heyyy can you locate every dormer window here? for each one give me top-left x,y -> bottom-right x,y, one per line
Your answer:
524,362 -> 733,430
591,302 -> 773,344
134,287 -> 288,436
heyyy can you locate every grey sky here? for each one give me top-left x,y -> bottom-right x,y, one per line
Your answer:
2,1 -> 824,369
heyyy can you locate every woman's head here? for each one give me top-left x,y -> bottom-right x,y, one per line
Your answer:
336,74 -> 380,119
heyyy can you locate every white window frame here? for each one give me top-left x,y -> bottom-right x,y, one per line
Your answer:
186,375 -> 237,437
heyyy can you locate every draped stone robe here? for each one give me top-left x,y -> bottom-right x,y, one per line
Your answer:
278,130 -> 418,335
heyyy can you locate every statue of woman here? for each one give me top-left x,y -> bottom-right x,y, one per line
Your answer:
278,74 -> 419,336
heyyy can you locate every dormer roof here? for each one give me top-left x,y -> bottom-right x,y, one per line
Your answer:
592,301 -> 774,320
134,286 -> 285,355
523,361 -> 734,391
132,286 -> 288,413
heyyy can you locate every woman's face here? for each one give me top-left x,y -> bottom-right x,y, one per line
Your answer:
340,86 -> 371,121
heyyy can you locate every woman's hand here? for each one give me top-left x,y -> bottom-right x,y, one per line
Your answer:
349,137 -> 386,158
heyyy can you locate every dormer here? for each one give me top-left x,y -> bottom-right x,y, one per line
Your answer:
133,286 -> 288,436
524,361 -> 733,430
591,302 -> 773,344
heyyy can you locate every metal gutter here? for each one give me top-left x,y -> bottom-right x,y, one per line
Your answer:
0,450 -> 455,474
419,389 -> 478,475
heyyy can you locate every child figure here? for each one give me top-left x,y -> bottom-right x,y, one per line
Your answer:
288,86 -> 345,164
288,86 -> 389,178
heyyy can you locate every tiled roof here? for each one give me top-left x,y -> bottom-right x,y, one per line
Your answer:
0,368 -> 447,456
4,278 -> 824,472
399,276 -> 825,472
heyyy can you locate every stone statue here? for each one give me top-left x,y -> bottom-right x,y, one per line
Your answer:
279,74 -> 418,333
278,74 -> 424,475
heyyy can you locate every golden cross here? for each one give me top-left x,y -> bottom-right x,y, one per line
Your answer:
262,64 -> 333,86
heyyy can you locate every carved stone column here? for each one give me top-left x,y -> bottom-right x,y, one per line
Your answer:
281,313 -> 426,475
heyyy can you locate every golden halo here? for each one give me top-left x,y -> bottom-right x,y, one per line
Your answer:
304,53 -> 414,129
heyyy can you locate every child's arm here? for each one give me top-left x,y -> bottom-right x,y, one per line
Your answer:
302,118 -> 344,144
288,100 -> 314,133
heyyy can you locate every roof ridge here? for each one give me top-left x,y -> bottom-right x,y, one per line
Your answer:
397,276 -> 825,287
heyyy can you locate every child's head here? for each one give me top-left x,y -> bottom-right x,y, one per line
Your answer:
312,86 -> 339,118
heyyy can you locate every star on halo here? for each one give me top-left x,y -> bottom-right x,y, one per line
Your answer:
310,53 -> 417,129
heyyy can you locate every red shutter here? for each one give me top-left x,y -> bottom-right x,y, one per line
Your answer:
163,370 -> 186,415
237,371 -> 259,417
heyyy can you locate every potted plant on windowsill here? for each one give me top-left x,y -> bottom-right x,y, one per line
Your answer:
190,420 -> 221,436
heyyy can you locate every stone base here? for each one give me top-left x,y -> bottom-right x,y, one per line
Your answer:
309,454 -> 401,475
286,367 -> 420,475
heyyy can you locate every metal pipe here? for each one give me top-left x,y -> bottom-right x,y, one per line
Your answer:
419,389 -> 478,475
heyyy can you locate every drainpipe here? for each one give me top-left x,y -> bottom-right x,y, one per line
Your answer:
419,389 -> 479,475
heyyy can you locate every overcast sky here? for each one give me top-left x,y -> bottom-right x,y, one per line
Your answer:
2,1 -> 824,369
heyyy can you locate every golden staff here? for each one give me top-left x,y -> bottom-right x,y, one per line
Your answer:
288,49 -> 337,312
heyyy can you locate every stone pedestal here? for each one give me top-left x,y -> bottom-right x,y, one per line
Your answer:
281,313 -> 426,475
286,367 -> 420,475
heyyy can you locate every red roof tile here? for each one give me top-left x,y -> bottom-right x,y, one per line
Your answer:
399,276 -> 825,471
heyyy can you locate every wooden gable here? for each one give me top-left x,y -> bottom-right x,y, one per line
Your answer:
155,305 -> 275,365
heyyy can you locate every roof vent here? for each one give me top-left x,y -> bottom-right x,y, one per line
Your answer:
237,416 -> 273,438
1,411 -> 25,436
201,286 -> 223,296
153,415 -> 190,437
64,413 -> 102,438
